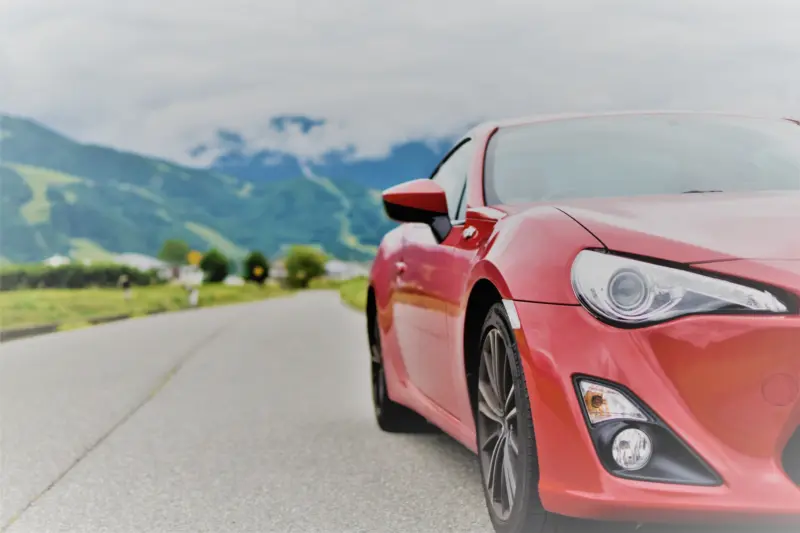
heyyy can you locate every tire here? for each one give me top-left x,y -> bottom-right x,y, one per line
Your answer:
369,309 -> 432,433
475,303 -> 637,533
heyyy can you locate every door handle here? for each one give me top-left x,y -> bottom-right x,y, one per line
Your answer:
463,226 -> 478,240
395,261 -> 407,276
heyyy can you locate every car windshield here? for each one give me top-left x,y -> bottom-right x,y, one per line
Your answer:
483,114 -> 800,205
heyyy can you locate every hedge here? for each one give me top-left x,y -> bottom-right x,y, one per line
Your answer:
0,264 -> 163,291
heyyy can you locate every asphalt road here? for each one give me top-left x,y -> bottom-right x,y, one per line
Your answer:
3,290 -> 794,533
0,291 -> 490,533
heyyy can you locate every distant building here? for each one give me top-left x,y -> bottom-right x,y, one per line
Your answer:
324,259 -> 369,280
270,260 -> 288,279
112,253 -> 173,279
269,256 -> 370,282
43,254 -> 71,267
223,275 -> 245,286
179,266 -> 204,286
113,253 -> 166,270
109,253 -> 205,284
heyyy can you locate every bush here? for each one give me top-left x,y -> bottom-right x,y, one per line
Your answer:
0,263 -> 162,291
199,248 -> 229,283
243,251 -> 270,285
284,245 -> 327,288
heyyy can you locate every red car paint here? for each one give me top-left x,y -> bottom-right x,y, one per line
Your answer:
554,192 -> 800,264
382,179 -> 449,216
369,112 -> 800,525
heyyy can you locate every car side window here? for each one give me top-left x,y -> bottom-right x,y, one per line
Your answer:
430,139 -> 473,221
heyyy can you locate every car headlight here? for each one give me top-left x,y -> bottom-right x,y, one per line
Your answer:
571,250 -> 789,325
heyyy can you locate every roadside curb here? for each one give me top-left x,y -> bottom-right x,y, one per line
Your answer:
1,308 -> 170,344
0,323 -> 60,342
0,291 -> 298,344
87,313 -> 132,325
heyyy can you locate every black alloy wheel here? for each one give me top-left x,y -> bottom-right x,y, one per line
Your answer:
477,325 -> 521,520
475,303 -> 643,533
370,316 -> 387,417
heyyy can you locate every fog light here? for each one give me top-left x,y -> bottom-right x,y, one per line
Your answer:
612,428 -> 652,471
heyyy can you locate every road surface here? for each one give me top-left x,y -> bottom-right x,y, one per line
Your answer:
0,291 -> 489,532
4,290 -> 792,533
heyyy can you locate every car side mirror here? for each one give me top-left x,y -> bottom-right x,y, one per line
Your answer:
382,179 -> 452,242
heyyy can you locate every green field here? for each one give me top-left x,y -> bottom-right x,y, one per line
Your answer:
338,276 -> 368,311
0,275 -> 369,337
0,283 -> 291,330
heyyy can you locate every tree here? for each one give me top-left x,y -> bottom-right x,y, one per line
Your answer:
158,239 -> 191,265
243,251 -> 270,285
199,248 -> 229,283
284,245 -> 327,288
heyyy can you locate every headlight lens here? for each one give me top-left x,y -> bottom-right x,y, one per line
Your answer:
571,250 -> 788,325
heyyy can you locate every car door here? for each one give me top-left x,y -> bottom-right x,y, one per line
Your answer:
397,138 -> 475,410
444,188 -> 504,423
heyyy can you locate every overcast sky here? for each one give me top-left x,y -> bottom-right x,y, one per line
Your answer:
2,0 -> 799,166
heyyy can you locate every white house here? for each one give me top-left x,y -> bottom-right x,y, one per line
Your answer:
270,260 -> 288,280
324,259 -> 369,280
112,253 -> 173,279
178,266 -> 205,286
223,275 -> 245,286
43,254 -> 71,267
113,253 -> 162,268
108,253 -> 211,285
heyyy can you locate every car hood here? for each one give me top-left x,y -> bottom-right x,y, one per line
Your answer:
552,191 -> 800,263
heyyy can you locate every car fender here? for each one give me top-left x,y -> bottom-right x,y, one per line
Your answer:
466,206 -> 606,305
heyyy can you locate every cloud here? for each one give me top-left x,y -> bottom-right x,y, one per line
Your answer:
2,0 -> 799,166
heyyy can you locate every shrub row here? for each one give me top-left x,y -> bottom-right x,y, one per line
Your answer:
0,264 -> 163,291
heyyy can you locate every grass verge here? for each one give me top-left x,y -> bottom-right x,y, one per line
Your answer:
307,277 -> 346,290
0,283 -> 292,330
339,276 -> 368,311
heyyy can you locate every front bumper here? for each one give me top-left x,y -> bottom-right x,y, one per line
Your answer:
513,300 -> 800,524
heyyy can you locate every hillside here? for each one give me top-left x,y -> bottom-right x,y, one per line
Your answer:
193,116 -> 451,190
0,115 -> 397,264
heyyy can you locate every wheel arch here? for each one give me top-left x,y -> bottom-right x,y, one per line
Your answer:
462,277 -> 504,423
477,206 -> 604,304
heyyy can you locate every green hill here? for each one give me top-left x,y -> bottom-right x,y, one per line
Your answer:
0,114 -> 395,264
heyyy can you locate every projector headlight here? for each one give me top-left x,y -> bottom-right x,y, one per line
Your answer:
571,250 -> 789,326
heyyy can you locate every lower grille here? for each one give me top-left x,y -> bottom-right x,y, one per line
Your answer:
782,427 -> 800,485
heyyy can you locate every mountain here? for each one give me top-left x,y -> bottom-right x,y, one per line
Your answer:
190,115 -> 452,189
0,114 -> 429,265
205,140 -> 448,190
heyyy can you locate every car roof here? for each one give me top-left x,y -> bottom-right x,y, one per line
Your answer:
464,110 -> 797,138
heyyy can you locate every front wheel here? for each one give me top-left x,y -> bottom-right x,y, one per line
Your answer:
475,303 -> 636,533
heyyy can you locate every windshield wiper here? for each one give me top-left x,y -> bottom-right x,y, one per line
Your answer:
682,189 -> 723,194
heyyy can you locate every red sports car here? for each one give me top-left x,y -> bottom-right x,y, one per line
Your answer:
366,112 -> 800,532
